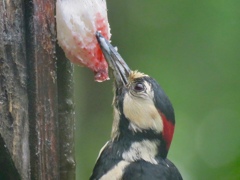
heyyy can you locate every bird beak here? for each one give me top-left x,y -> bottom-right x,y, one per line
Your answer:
96,31 -> 131,87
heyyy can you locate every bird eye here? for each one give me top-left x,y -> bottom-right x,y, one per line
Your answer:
134,82 -> 145,92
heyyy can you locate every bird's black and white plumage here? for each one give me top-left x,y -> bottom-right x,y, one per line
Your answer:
90,32 -> 182,180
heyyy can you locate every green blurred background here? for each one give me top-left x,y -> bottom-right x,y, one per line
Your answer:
74,1 -> 240,179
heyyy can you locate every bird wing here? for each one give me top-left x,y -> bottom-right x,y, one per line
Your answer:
122,159 -> 182,180
90,141 -> 124,180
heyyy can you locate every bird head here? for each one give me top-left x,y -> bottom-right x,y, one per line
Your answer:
96,32 -> 175,158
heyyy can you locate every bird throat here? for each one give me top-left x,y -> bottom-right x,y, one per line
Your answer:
110,107 -> 172,159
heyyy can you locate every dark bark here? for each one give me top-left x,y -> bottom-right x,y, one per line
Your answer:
0,0 -> 30,179
25,0 -> 59,178
57,46 -> 76,180
0,135 -> 21,180
0,0 -> 76,179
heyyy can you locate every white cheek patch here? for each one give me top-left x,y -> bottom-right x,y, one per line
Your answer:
122,140 -> 159,164
143,81 -> 154,99
99,161 -> 130,180
123,93 -> 163,133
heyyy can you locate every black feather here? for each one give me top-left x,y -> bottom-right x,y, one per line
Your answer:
122,159 -> 182,180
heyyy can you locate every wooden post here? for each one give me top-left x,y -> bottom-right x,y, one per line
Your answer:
0,0 -> 75,179
0,0 -> 30,179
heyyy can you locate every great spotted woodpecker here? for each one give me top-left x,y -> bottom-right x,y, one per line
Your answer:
90,32 -> 182,180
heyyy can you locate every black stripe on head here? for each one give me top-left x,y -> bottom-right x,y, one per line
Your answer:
142,77 -> 175,124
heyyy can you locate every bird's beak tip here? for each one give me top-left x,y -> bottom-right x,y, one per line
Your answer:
96,31 -> 131,87
96,31 -> 111,54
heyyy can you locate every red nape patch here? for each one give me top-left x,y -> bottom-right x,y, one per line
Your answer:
159,112 -> 175,150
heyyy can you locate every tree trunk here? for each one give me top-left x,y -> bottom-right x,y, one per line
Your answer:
0,0 -> 75,179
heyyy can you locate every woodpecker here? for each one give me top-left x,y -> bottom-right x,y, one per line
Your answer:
90,32 -> 183,180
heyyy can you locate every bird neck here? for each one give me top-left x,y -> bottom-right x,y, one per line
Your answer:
111,109 -> 169,159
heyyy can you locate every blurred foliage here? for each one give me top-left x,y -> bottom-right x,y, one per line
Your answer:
74,1 -> 240,179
